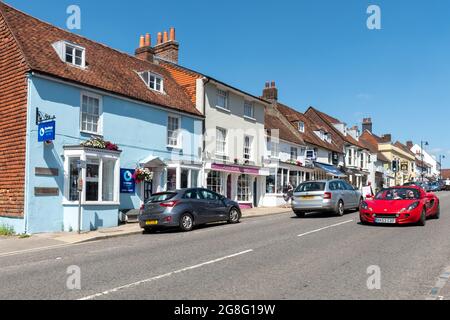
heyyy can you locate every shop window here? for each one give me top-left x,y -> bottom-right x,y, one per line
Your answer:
181,169 -> 189,189
237,175 -> 251,202
64,149 -> 119,204
69,158 -> 80,201
207,171 -> 223,194
86,159 -> 100,201
277,169 -> 283,194
289,171 -> 299,188
266,174 -> 276,194
167,169 -> 177,191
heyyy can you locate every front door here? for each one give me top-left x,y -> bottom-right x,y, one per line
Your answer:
227,175 -> 232,199
144,181 -> 153,202
253,179 -> 258,208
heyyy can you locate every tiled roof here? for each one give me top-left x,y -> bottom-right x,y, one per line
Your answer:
0,2 -> 201,117
394,141 -> 416,157
265,112 -> 304,145
359,130 -> 390,163
275,103 -> 342,153
442,169 -> 450,180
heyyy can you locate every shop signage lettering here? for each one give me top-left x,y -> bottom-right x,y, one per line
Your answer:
38,121 -> 56,142
120,169 -> 136,194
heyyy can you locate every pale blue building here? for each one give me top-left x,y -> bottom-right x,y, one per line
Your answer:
0,3 -> 203,234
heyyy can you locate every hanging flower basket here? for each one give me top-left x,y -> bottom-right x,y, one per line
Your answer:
81,137 -> 119,151
133,168 -> 153,184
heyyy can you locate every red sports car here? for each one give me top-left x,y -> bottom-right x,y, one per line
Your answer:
360,186 -> 440,226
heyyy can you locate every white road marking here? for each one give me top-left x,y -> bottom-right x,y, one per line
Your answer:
0,241 -> 101,258
298,220 -> 354,237
78,249 -> 254,300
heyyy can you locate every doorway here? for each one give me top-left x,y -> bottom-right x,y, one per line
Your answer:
227,175 -> 232,199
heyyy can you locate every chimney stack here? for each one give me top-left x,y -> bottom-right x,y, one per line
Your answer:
406,141 -> 414,150
154,27 -> 179,64
135,34 -> 155,63
362,117 -> 373,133
380,134 -> 392,143
262,81 -> 278,101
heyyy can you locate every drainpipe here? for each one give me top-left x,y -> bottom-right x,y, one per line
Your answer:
201,77 -> 210,188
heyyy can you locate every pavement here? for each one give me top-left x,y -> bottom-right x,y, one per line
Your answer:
0,206 -> 290,256
1,194 -> 450,300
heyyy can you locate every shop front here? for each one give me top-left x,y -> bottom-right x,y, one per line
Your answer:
204,163 -> 269,209
262,161 -> 316,207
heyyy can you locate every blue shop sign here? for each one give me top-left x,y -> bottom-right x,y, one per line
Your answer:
38,121 -> 56,142
120,169 -> 136,194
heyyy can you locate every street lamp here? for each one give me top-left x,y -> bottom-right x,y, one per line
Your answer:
439,155 -> 446,180
420,141 -> 429,182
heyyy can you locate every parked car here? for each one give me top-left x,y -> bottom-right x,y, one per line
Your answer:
429,182 -> 442,192
292,180 -> 363,217
360,186 -> 440,226
139,188 -> 241,233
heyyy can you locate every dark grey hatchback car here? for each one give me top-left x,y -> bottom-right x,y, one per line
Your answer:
139,188 -> 242,232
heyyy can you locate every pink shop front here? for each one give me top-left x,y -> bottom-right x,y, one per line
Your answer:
203,163 -> 270,209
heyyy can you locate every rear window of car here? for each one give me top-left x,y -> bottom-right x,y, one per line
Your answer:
147,192 -> 177,203
296,182 -> 326,192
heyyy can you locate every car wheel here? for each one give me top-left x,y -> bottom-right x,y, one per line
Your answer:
434,204 -> 440,220
417,209 -> 426,226
179,213 -> 194,232
228,207 -> 241,224
336,200 -> 345,216
295,211 -> 306,218
360,217 -> 368,225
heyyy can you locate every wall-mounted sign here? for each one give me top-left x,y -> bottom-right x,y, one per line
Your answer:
120,169 -> 136,194
38,121 -> 56,142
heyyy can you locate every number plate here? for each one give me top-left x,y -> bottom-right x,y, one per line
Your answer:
375,218 -> 396,224
301,196 -> 316,200
145,220 -> 158,226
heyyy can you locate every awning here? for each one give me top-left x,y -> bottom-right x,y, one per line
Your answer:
314,162 -> 347,178
345,168 -> 369,177
140,156 -> 167,168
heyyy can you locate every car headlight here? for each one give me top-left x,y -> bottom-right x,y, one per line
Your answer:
361,201 -> 369,210
400,201 -> 420,213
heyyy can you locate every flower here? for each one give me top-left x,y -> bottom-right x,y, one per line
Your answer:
82,137 -> 119,151
133,168 -> 153,184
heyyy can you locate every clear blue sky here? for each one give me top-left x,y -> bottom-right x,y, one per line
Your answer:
5,0 -> 450,167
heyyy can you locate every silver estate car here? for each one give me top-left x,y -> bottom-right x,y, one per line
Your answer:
139,188 -> 242,233
292,180 -> 363,217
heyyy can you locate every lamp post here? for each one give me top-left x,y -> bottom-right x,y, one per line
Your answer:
439,155 -> 446,180
420,141 -> 429,182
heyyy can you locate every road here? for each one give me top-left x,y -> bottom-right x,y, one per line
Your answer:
1,192 -> 450,300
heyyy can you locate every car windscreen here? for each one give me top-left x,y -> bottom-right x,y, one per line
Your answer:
296,182 -> 326,193
147,192 -> 177,203
375,188 -> 420,200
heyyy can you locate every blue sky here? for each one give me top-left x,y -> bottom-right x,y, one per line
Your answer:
5,0 -> 450,167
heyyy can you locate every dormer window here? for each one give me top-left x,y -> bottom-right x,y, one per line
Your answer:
139,71 -> 164,93
53,41 -> 86,68
298,121 -> 305,133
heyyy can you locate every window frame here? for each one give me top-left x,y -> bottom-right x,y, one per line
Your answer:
298,121 -> 305,133
290,147 -> 298,161
63,148 -> 120,205
244,135 -> 253,161
80,91 -> 103,136
216,127 -> 228,156
138,71 -> 165,93
216,89 -> 229,111
244,101 -> 255,119
167,115 -> 182,149
64,42 -> 86,68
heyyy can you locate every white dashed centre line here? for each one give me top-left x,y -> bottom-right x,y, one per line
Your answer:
298,220 -> 354,237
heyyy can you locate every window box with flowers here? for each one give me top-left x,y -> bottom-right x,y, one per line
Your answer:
286,159 -> 304,167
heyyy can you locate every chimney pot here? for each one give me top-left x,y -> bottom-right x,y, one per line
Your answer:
139,35 -> 145,48
163,31 -> 169,43
157,32 -> 163,45
263,81 -> 278,101
170,27 -> 176,41
265,82 -> 270,88
145,33 -> 151,47
271,81 -> 276,88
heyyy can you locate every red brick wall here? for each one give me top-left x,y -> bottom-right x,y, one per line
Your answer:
0,13 -> 29,218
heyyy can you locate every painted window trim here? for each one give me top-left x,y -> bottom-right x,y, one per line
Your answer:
80,91 -> 103,136
215,127 -> 228,156
63,41 -> 86,69
167,114 -> 182,149
244,101 -> 255,119
63,149 -> 120,205
137,71 -> 165,94
244,135 -> 253,161
216,89 -> 229,111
